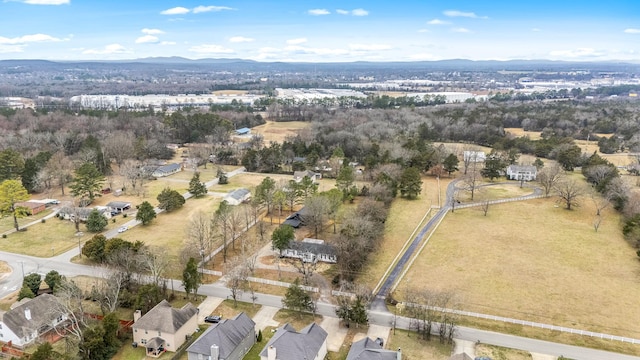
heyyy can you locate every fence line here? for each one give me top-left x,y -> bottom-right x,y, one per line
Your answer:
202,268 -> 319,292
400,301 -> 640,345
455,194 -> 545,210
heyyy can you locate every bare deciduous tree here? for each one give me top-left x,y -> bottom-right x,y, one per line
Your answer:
554,178 -> 584,210
537,163 -> 563,197
187,211 -> 216,267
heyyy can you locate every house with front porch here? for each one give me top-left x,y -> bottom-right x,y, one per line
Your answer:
132,300 -> 198,357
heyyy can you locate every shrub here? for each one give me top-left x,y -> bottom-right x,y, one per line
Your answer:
2,234 -> 6,239
41,218 -> 46,223
123,213 -> 128,218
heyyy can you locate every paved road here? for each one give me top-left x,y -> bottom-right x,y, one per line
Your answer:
371,179 -> 457,311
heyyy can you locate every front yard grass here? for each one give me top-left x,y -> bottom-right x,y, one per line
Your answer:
387,329 -> 453,360
0,217 -> 92,257
273,309 -> 322,330
212,299 -> 262,319
0,209 -> 53,234
400,194 -> 640,345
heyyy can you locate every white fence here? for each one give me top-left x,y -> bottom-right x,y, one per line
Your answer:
454,194 -> 545,210
401,302 -> 640,345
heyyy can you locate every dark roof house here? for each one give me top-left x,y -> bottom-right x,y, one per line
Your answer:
346,337 -> 401,360
282,207 -> 309,228
282,238 -> 337,264
0,294 -> 68,348
259,323 -> 328,360
187,312 -> 256,360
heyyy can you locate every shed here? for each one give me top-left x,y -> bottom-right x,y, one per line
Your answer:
152,163 -> 182,178
235,127 -> 251,135
224,188 -> 251,206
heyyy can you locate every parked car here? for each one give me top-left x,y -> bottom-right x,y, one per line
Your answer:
204,315 -> 222,323
118,226 -> 128,233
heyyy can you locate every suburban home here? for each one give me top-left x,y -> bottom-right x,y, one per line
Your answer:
223,188 -> 251,206
281,238 -> 337,264
506,165 -> 537,181
293,170 -> 322,183
346,337 -> 402,360
106,201 -> 132,213
152,163 -> 182,178
15,201 -> 46,215
132,300 -> 199,357
235,127 -> 251,136
282,207 -> 308,228
0,294 -> 67,348
58,206 -> 111,222
463,151 -> 486,163
259,323 -> 328,360
186,312 -> 255,360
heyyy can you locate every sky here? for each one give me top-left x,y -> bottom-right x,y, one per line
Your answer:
1,0 -> 640,62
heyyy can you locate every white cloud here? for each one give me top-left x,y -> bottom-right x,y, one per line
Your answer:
229,36 -> 255,43
336,9 -> 349,15
452,27 -> 471,33
549,48 -> 605,58
418,29 -> 429,33
349,43 -> 392,51
161,6 -> 190,15
189,44 -> 234,54
193,5 -> 234,13
135,35 -> 159,44
18,0 -> 69,4
624,28 -> 640,34
427,18 -> 450,25
531,28 -> 541,32
0,33 -> 63,44
351,8 -> 368,16
142,28 -> 164,35
286,38 -> 307,45
160,41 -> 176,46
308,9 -> 330,15
444,10 -> 486,18
82,43 -> 128,55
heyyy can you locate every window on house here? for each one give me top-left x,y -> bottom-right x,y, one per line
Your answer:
141,339 -> 147,344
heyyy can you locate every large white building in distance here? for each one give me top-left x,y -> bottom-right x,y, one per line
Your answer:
69,93 -> 262,110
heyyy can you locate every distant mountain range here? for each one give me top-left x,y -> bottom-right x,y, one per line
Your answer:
1,57 -> 639,72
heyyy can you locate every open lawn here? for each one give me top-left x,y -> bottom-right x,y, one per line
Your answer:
212,299 -> 262,319
359,176 -> 451,289
456,181 -> 536,203
116,195 -> 222,278
0,209 -> 53,234
273,309 -> 323,330
387,329 -> 452,360
250,121 -> 311,144
0,218 -> 92,257
476,343 -> 532,360
400,195 -> 640,340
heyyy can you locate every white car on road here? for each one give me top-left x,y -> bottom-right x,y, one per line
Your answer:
117,226 -> 128,233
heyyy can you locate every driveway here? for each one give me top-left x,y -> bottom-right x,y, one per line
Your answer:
252,305 -> 280,331
320,317 -> 348,352
367,324 -> 391,348
453,339 -> 476,358
197,296 -> 224,324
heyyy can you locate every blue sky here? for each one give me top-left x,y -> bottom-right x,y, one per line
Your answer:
1,0 -> 640,62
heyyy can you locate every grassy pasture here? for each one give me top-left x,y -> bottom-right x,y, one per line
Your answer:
400,196 -> 640,340
250,121 -> 311,143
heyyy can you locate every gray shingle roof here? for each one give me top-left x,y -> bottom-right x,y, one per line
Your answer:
186,312 -> 255,357
287,240 -> 336,257
155,163 -> 181,173
507,165 -> 537,172
132,300 -> 197,334
346,337 -> 399,360
1,294 -> 62,339
259,322 -> 327,360
227,188 -> 251,201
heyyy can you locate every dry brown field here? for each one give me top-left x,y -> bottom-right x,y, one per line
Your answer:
249,121 -> 310,143
400,195 -> 640,340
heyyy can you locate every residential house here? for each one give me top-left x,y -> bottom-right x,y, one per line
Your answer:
58,206 -> 111,222
463,151 -> 486,163
106,201 -> 132,213
259,323 -> 328,360
224,188 -> 251,206
281,238 -> 337,264
152,163 -> 182,178
506,165 -> 537,181
0,294 -> 67,348
282,207 -> 308,228
293,170 -> 321,183
346,337 -> 402,360
15,201 -> 46,215
186,312 -> 255,360
132,300 -> 198,357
